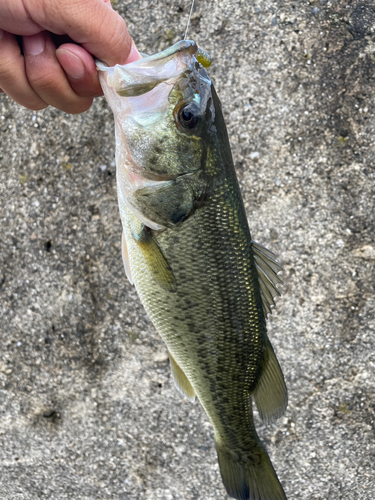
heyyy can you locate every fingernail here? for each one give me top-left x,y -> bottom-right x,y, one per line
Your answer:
0,29 -> 5,40
24,33 -> 45,56
56,48 -> 85,79
125,43 -> 142,64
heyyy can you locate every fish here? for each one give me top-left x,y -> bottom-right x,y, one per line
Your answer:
97,40 -> 288,500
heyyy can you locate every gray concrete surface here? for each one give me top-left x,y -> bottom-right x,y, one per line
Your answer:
1,0 -> 375,498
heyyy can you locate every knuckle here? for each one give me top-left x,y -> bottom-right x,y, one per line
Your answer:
110,22 -> 130,57
71,85 -> 102,99
0,57 -> 18,83
100,16 -> 131,65
27,69 -> 58,92
62,98 -> 93,115
28,102 -> 48,111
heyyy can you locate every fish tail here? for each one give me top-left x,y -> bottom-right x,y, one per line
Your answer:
215,439 -> 286,500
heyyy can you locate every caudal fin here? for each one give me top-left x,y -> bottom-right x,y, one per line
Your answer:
215,440 -> 286,500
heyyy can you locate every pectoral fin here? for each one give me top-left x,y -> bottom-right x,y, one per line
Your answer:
252,338 -> 288,423
131,222 -> 176,293
169,350 -> 196,402
121,232 -> 134,285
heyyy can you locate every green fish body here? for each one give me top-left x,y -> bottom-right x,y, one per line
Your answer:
97,41 -> 287,500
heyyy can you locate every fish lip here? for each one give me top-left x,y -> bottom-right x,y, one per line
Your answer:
95,40 -> 198,73
117,40 -> 198,68
138,171 -> 178,182
95,58 -> 106,70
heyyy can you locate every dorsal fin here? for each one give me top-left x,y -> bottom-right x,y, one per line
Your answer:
252,241 -> 283,317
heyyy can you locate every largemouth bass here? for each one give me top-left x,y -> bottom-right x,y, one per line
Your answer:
97,40 -> 287,500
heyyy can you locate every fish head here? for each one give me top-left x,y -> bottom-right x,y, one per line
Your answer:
97,41 -> 226,229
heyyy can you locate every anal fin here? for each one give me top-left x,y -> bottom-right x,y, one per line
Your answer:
169,351 -> 196,402
252,338 -> 288,423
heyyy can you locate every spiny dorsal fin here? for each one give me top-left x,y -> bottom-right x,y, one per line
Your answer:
252,338 -> 288,424
121,231 -> 134,285
169,351 -> 196,402
252,241 -> 283,317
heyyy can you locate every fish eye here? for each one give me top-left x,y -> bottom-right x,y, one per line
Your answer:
177,104 -> 199,129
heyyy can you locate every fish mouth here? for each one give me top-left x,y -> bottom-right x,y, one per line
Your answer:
96,40 -> 200,98
97,40 -> 211,104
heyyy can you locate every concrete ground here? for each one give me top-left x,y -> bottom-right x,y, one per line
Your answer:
0,0 -> 374,499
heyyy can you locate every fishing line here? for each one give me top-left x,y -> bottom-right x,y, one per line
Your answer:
184,0 -> 195,39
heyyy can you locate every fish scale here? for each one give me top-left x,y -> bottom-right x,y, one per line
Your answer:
98,40 -> 288,500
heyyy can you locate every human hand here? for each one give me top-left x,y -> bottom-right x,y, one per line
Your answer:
0,0 -> 141,114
